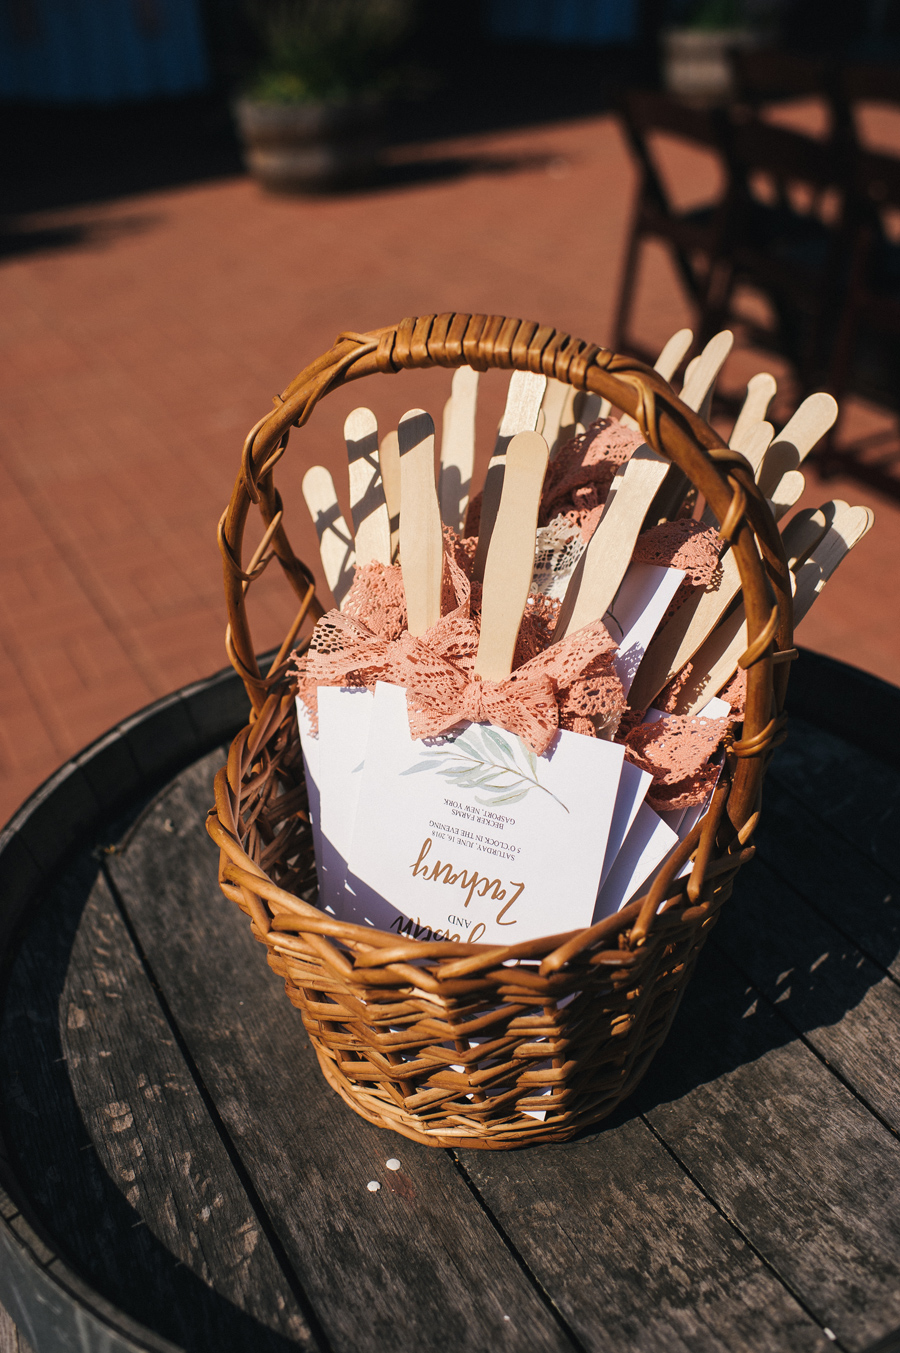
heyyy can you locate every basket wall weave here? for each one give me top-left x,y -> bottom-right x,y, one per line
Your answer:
208,314 -> 793,1149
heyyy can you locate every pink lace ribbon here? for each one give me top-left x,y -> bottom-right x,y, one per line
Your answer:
298,610 -> 619,756
399,623 -> 619,755
622,713 -> 730,811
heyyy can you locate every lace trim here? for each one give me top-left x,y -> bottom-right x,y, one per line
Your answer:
293,494 -> 732,794
540,417 -> 645,529
621,713 -> 730,810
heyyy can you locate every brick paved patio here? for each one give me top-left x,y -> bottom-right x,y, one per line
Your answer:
0,111 -> 896,824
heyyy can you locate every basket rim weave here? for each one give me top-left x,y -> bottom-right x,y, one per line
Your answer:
206,313 -> 792,1147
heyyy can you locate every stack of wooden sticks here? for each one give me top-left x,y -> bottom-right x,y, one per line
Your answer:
299,327 -> 873,725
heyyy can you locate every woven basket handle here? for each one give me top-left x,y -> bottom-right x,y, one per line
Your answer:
219,313 -> 793,904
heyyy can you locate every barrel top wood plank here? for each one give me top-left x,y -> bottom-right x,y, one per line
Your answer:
2,653 -> 900,1353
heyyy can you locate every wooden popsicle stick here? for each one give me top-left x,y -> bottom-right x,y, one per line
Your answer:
780,502 -> 839,570
671,503 -> 874,714
757,392 -> 838,498
680,330 -> 733,414
699,420 -> 773,527
471,370 -> 546,582
619,328 -> 694,430
398,409 -> 443,637
627,472 -> 805,712
769,468 -> 805,518
641,331 -> 734,523
345,407 -> 391,567
552,384 -> 583,458
730,372 -> 777,452
655,327 -> 694,382
540,378 -> 571,458
379,430 -> 401,561
682,354 -> 700,387
474,431 -> 550,681
438,365 -> 479,534
553,444 -> 672,641
791,505 -> 874,618
579,391 -> 610,425
743,420 -> 776,477
301,466 -> 357,610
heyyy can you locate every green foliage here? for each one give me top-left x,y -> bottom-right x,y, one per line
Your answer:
401,724 -> 569,814
243,0 -> 416,102
682,0 -> 751,29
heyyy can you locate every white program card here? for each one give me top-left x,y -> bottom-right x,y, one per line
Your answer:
598,759 -> 653,892
315,685 -> 374,913
348,681 -> 626,946
591,803 -> 678,924
604,563 -> 685,696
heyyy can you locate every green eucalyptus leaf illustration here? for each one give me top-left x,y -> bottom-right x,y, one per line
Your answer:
399,721 -> 569,814
482,726 -> 517,765
400,760 -> 438,776
451,732 -> 480,758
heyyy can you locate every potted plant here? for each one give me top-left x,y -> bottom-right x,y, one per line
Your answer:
661,0 -> 773,99
235,0 -> 415,192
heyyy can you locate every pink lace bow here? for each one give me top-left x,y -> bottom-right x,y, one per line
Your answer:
397,619 -> 617,756
296,608 -> 618,756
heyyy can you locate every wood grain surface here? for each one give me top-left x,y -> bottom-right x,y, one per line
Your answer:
3,701 -> 900,1353
106,756 -> 575,1353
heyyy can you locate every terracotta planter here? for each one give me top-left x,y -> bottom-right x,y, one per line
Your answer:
662,27 -> 762,99
235,96 -> 384,193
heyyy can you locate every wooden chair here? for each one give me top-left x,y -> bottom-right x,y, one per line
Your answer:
821,146 -> 900,489
840,62 -> 900,149
613,90 -> 734,364
730,47 -> 846,138
708,110 -> 855,392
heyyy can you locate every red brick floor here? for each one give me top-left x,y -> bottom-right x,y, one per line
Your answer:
0,112 -> 897,823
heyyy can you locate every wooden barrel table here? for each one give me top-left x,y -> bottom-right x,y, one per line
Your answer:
2,650 -> 900,1353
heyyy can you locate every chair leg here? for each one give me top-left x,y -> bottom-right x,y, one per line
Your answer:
612,209 -> 645,356
697,256 -> 735,347
818,233 -> 871,476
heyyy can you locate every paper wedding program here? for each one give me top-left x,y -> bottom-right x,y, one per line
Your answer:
348,681 -> 626,946
313,685 -> 374,913
604,562 -> 685,695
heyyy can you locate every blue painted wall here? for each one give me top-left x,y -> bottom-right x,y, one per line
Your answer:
0,0 -> 208,102
486,0 -> 638,44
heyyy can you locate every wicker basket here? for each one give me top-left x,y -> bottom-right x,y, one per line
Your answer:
208,313 -> 793,1149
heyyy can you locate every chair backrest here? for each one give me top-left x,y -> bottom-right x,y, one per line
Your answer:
851,147 -> 900,262
728,113 -> 847,192
731,47 -> 836,105
856,147 -> 900,208
842,62 -> 900,107
619,90 -> 730,216
840,62 -> 900,153
622,89 -> 728,148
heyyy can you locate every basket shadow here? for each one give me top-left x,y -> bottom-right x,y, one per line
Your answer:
0,846 -> 303,1353
617,839 -> 900,1123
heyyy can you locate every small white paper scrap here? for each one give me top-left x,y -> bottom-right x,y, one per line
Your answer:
348,682 -> 626,946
